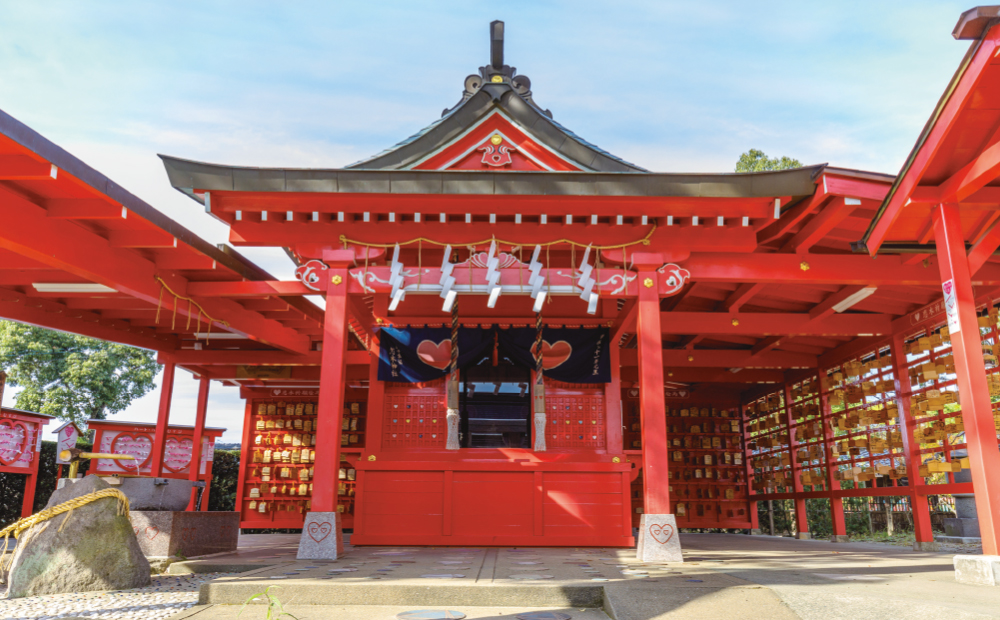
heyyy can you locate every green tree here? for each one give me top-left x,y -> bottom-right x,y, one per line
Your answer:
735,149 -> 802,172
0,321 -> 159,425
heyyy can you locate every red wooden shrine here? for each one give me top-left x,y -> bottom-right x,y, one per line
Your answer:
0,11 -> 998,558
0,407 -> 52,519
87,419 -> 223,508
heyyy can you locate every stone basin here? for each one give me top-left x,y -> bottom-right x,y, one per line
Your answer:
58,476 -> 197,511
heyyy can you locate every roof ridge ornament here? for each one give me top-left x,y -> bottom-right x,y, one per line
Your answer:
453,21 -> 552,119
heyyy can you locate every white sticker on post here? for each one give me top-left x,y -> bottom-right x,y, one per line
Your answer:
943,279 -> 961,334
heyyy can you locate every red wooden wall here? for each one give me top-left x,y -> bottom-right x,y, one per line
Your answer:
351,462 -> 634,547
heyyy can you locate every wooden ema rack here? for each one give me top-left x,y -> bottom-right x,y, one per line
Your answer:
623,391 -> 751,530
237,387 -> 367,530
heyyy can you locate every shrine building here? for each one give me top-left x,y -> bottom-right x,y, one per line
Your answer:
1,8 -> 999,574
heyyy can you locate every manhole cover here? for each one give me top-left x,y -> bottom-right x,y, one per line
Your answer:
508,573 -> 554,580
515,613 -> 572,620
396,612 -> 467,620
420,574 -> 466,579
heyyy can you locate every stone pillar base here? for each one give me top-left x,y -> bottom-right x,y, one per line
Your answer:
954,555 -> 1000,586
913,540 -> 940,552
130,511 -> 238,558
749,528 -> 763,535
636,514 -> 682,562
830,535 -> 850,543
297,512 -> 343,560
796,532 -> 811,540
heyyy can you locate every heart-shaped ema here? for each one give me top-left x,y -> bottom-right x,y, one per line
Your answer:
0,420 -> 29,466
111,433 -> 154,471
648,523 -> 675,545
416,340 -> 452,370
308,521 -> 333,543
162,437 -> 194,473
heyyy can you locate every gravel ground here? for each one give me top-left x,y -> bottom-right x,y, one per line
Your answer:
0,572 -> 236,620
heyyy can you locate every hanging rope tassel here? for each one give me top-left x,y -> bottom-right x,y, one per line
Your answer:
445,297 -> 461,450
533,310 -> 547,452
155,285 -> 164,325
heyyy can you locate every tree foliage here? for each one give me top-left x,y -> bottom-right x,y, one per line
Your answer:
0,321 -> 159,425
735,149 -> 802,173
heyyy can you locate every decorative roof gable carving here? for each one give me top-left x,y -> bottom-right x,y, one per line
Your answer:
347,21 -> 645,173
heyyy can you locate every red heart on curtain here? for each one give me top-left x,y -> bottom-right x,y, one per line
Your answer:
541,340 -> 572,370
416,340 -> 452,369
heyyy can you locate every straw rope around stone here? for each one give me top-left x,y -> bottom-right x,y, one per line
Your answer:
0,488 -> 131,574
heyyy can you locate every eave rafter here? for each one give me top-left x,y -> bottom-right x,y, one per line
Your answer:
0,185 -> 311,354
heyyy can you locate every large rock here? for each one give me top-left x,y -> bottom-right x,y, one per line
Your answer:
5,475 -> 150,598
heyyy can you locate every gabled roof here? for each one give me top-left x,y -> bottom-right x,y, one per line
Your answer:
346,21 -> 646,173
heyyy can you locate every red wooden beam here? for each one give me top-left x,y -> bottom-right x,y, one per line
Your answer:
863,28 -> 1000,253
108,230 -> 176,249
661,311 -> 891,336
0,288 -> 170,350
749,335 -> 782,356
46,199 -> 125,220
967,217 -> 1000,276
231,220 -> 759,254
0,155 -> 56,181
611,298 -> 637,342
781,197 -> 859,254
722,283 -> 764,312
938,123 -> 1000,203
620,348 -> 815,368
0,187 -> 311,353
808,285 -> 869,320
186,281 -> 313,297
756,188 -> 828,245
684,252 -> 1000,286
620,366 -> 784,383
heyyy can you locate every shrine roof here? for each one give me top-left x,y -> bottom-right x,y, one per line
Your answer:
0,106 -> 327,362
1,407 -> 54,420
159,153 -> 826,200
159,20 -> 831,201
345,81 -> 646,172
858,6 -> 1000,255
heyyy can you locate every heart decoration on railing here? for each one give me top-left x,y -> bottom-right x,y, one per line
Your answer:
111,433 -> 154,471
162,437 -> 194,473
0,419 -> 29,466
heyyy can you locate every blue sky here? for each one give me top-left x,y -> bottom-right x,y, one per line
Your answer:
0,1 -> 976,441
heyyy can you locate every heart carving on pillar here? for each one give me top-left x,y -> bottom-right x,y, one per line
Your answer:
308,521 -> 332,543
649,523 -> 675,545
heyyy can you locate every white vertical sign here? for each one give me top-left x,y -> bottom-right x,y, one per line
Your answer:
942,279 -> 961,334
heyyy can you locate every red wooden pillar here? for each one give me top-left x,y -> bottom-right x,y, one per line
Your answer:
201,459 -> 214,511
312,250 -> 353,513
783,382 -> 810,538
605,335 -> 624,455
819,384 -> 847,540
234,399 -> 253,522
149,356 -> 176,477
889,332 -> 935,547
933,203 -> 1000,556
186,376 -> 210,511
741,403 -> 760,532
21,441 -> 40,517
365,295 -> 388,458
634,253 -> 670,515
